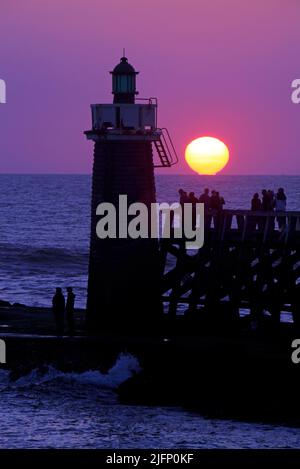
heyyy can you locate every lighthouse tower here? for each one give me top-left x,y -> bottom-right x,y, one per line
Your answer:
85,57 -> 177,332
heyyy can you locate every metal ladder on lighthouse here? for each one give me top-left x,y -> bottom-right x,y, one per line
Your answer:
154,128 -> 178,168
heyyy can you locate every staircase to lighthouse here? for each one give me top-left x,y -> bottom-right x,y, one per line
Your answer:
84,56 -> 177,332
153,127 -> 178,167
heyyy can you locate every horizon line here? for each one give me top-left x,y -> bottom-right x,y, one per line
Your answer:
0,172 -> 300,177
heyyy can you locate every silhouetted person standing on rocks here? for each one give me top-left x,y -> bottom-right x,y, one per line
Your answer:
52,287 -> 65,335
66,287 -> 75,336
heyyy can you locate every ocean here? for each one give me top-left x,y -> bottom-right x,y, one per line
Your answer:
1,174 -> 300,309
1,173 -> 300,448
1,354 -> 300,449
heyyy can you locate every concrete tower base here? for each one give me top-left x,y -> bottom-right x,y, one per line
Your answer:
87,139 -> 162,332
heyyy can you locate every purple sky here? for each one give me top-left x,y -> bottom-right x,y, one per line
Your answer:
0,0 -> 299,174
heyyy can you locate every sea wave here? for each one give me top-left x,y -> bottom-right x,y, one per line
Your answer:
0,353 -> 141,391
0,243 -> 88,269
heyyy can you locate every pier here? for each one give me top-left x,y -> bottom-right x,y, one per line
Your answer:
160,209 -> 300,328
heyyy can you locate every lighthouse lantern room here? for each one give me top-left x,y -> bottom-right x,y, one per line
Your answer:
85,56 -> 178,167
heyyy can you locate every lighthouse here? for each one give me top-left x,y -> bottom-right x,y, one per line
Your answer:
85,56 -> 177,332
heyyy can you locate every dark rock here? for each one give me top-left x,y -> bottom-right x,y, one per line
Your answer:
0,300 -> 11,307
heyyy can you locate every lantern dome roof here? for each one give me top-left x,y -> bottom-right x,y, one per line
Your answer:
111,57 -> 138,75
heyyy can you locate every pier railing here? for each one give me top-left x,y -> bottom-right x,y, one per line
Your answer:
214,209 -> 300,245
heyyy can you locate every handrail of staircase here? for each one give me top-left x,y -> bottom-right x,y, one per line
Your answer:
159,127 -> 179,166
160,132 -> 172,166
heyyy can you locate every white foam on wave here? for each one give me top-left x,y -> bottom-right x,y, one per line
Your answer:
0,353 -> 141,391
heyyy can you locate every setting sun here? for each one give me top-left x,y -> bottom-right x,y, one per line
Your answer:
185,136 -> 229,175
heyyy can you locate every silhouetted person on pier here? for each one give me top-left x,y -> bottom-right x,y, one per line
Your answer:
209,191 -> 225,210
178,189 -> 189,233
275,187 -> 287,230
262,189 -> 272,211
188,191 -> 198,205
188,192 -> 198,229
251,193 -> 262,230
66,287 -> 76,336
275,188 -> 286,210
268,190 -> 276,229
209,190 -> 219,210
199,188 -> 210,209
199,188 -> 211,230
268,190 -> 275,210
209,191 -> 224,230
218,192 -> 225,210
178,188 -> 189,206
251,193 -> 262,211
261,189 -> 274,230
52,287 -> 65,335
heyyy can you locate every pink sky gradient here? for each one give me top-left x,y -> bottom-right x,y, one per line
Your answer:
0,0 -> 300,174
